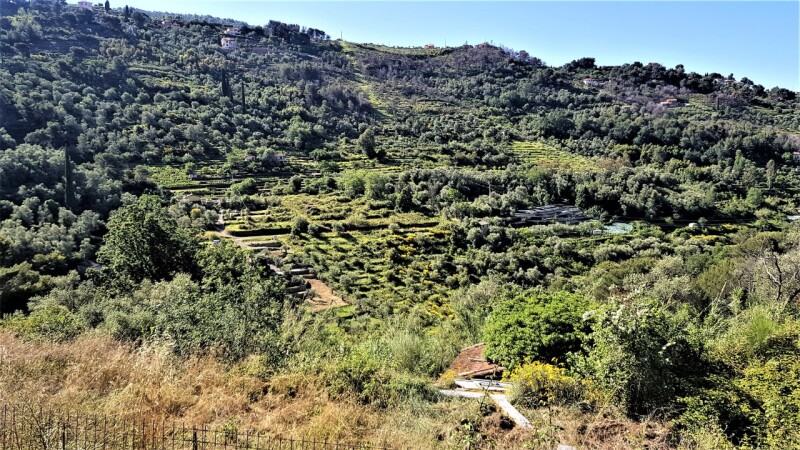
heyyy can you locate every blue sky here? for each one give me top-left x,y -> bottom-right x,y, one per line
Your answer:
100,1 -> 798,90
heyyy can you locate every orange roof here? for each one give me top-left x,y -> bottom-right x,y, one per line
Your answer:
447,343 -> 504,379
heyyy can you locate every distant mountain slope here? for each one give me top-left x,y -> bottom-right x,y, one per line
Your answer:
0,0 -> 798,267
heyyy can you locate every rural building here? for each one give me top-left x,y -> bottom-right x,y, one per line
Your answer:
221,36 -> 238,49
269,153 -> 287,165
424,43 -> 436,49
182,194 -> 202,203
793,152 -> 800,163
162,19 -> 176,29
446,343 -> 504,379
659,98 -> 684,108
582,78 -> 602,86
225,27 -> 241,36
77,1 -> 93,10
478,220 -> 490,235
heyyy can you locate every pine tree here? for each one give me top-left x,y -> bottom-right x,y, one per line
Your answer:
124,5 -> 129,20
105,0 -> 110,12
220,71 -> 233,101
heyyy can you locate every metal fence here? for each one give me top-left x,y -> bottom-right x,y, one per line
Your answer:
0,405 -> 388,450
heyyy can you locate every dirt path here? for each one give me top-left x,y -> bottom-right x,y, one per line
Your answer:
305,278 -> 347,312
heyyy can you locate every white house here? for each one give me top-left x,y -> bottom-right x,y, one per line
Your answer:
225,27 -> 241,36
221,36 -> 238,49
77,1 -> 93,10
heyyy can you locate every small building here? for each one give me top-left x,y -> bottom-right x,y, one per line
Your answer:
478,220 -> 490,235
269,153 -> 287,165
243,155 -> 255,162
592,229 -> 604,235
182,194 -> 202,203
446,343 -> 504,379
224,27 -> 241,36
424,43 -> 436,49
792,152 -> 800,163
582,78 -> 602,86
221,36 -> 238,49
659,98 -> 684,108
688,222 -> 699,229
77,1 -> 93,10
162,19 -> 176,29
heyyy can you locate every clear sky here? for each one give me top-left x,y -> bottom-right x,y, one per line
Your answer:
99,1 -> 799,90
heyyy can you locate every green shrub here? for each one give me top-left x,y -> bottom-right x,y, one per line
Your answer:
506,361 -> 600,408
229,178 -> 258,196
4,304 -> 86,341
574,300 -> 704,418
291,216 -> 309,235
484,290 -> 592,369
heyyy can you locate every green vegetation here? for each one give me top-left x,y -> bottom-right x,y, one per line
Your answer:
2,1 -> 800,448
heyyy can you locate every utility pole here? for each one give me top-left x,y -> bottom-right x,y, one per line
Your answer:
241,82 -> 246,111
64,146 -> 73,211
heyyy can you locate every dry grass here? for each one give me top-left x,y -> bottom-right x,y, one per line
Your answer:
0,332 -> 677,449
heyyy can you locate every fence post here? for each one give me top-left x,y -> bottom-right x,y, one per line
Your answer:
192,427 -> 198,450
61,421 -> 67,450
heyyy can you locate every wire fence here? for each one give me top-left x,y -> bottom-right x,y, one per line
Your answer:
0,405 -> 389,450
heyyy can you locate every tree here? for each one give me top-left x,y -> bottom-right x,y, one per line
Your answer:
105,0 -> 110,12
229,178 -> 258,196
766,159 -> 776,190
96,195 -> 197,285
484,291 -> 592,369
0,262 -> 53,314
575,300 -> 703,418
357,128 -> 377,158
395,186 -> 413,212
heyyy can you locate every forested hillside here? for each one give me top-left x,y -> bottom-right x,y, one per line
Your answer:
2,1 -> 800,448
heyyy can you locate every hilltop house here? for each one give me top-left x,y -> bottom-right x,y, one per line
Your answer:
225,27 -> 241,36
582,77 -> 602,86
77,1 -> 93,10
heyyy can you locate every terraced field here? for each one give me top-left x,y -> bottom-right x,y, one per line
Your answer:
511,141 -> 593,170
286,225 -> 455,315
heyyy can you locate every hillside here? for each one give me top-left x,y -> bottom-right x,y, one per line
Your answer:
2,1 -> 800,448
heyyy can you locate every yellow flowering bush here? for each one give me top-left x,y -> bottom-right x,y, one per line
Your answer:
505,361 -> 600,408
